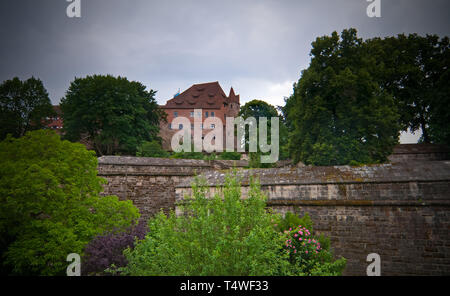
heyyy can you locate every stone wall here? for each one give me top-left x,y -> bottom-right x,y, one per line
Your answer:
97,153 -> 450,276
175,161 -> 450,276
388,143 -> 450,163
97,156 -> 248,221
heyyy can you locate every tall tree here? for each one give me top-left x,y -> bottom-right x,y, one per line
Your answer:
238,100 -> 288,166
0,130 -> 139,275
366,34 -> 450,144
60,75 -> 165,156
0,77 -> 54,140
287,29 -> 400,166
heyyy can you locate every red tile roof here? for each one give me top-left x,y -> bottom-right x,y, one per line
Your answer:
162,81 -> 239,109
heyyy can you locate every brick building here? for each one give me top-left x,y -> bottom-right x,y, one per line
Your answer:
159,81 -> 241,150
46,105 -> 64,133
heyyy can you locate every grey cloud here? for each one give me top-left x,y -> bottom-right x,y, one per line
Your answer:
0,0 -> 449,106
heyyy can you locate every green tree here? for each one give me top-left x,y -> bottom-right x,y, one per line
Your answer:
0,130 -> 139,275
238,100 -> 287,166
0,77 -> 54,140
366,34 -> 450,144
287,29 -> 400,165
60,75 -> 165,156
120,174 -> 291,276
136,140 -> 169,158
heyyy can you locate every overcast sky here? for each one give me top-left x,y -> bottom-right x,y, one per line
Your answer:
1,0 -> 449,142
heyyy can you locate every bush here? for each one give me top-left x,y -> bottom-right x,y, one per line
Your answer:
119,173 -> 291,276
218,152 -> 241,160
136,140 -> 169,158
82,221 -> 148,275
119,173 -> 345,276
0,130 -> 139,275
276,212 -> 346,275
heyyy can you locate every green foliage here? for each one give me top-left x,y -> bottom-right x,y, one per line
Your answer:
276,212 -> 346,276
248,151 -> 273,168
0,130 -> 139,275
239,99 -> 279,120
119,174 -> 345,276
136,140 -> 169,158
218,151 -> 241,160
60,74 -> 165,156
274,212 -> 314,233
286,29 -> 400,166
239,100 -> 285,166
366,34 -> 449,144
170,151 -> 205,160
120,173 -> 292,276
0,77 -> 54,140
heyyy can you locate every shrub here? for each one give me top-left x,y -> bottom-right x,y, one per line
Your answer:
117,173 -> 345,276
119,173 -> 292,276
0,130 -> 139,275
82,221 -> 148,275
136,140 -> 169,158
218,152 -> 241,160
277,212 -> 346,275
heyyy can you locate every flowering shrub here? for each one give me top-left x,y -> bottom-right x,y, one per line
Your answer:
284,225 -> 322,273
82,221 -> 148,275
281,220 -> 346,275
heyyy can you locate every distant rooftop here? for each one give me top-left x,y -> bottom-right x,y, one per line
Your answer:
162,81 -> 239,109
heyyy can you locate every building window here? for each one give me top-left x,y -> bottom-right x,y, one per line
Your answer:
190,111 -> 194,117
179,124 -> 183,129
205,111 -> 209,118
191,123 -> 194,129
211,112 -> 215,117
169,123 -> 172,130
174,111 -> 178,117
211,124 -> 215,129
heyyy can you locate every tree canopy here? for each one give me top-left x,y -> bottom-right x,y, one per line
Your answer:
60,74 -> 165,156
0,77 -> 54,140
366,33 -> 449,144
239,100 -> 289,165
285,28 -> 449,165
286,29 -> 400,165
0,130 -> 139,275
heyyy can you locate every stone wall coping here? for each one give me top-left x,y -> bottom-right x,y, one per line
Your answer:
175,161 -> 450,188
98,156 -> 248,168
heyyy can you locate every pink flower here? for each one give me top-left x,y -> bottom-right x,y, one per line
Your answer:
299,238 -> 302,241
294,250 -> 297,254
294,234 -> 298,237
305,251 -> 308,254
